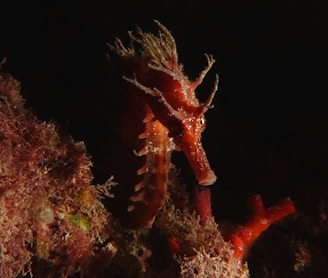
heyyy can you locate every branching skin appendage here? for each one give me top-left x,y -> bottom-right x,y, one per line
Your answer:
109,21 -> 217,228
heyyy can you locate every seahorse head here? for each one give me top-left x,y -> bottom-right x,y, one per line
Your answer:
164,84 -> 218,186
143,58 -> 218,186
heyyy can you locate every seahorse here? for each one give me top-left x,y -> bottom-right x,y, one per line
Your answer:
108,21 -> 218,228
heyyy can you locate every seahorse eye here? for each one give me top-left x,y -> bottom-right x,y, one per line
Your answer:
199,115 -> 205,126
167,118 -> 184,137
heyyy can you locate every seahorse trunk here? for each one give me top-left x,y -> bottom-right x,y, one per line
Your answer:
127,116 -> 172,228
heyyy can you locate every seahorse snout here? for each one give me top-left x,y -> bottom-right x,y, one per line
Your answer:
198,169 -> 217,186
174,136 -> 217,186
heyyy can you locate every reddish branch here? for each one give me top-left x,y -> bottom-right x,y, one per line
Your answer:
193,188 -> 295,259
193,187 -> 213,224
226,195 -> 296,258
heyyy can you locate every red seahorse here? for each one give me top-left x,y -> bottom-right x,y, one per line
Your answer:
108,21 -> 218,228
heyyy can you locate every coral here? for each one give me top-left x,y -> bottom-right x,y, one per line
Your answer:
226,195 -> 296,259
0,73 -> 115,277
193,187 -> 213,224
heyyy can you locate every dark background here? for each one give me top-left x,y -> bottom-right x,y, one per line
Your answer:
1,0 -> 327,277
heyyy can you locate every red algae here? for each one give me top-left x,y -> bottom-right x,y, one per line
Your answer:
0,72 -> 115,277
